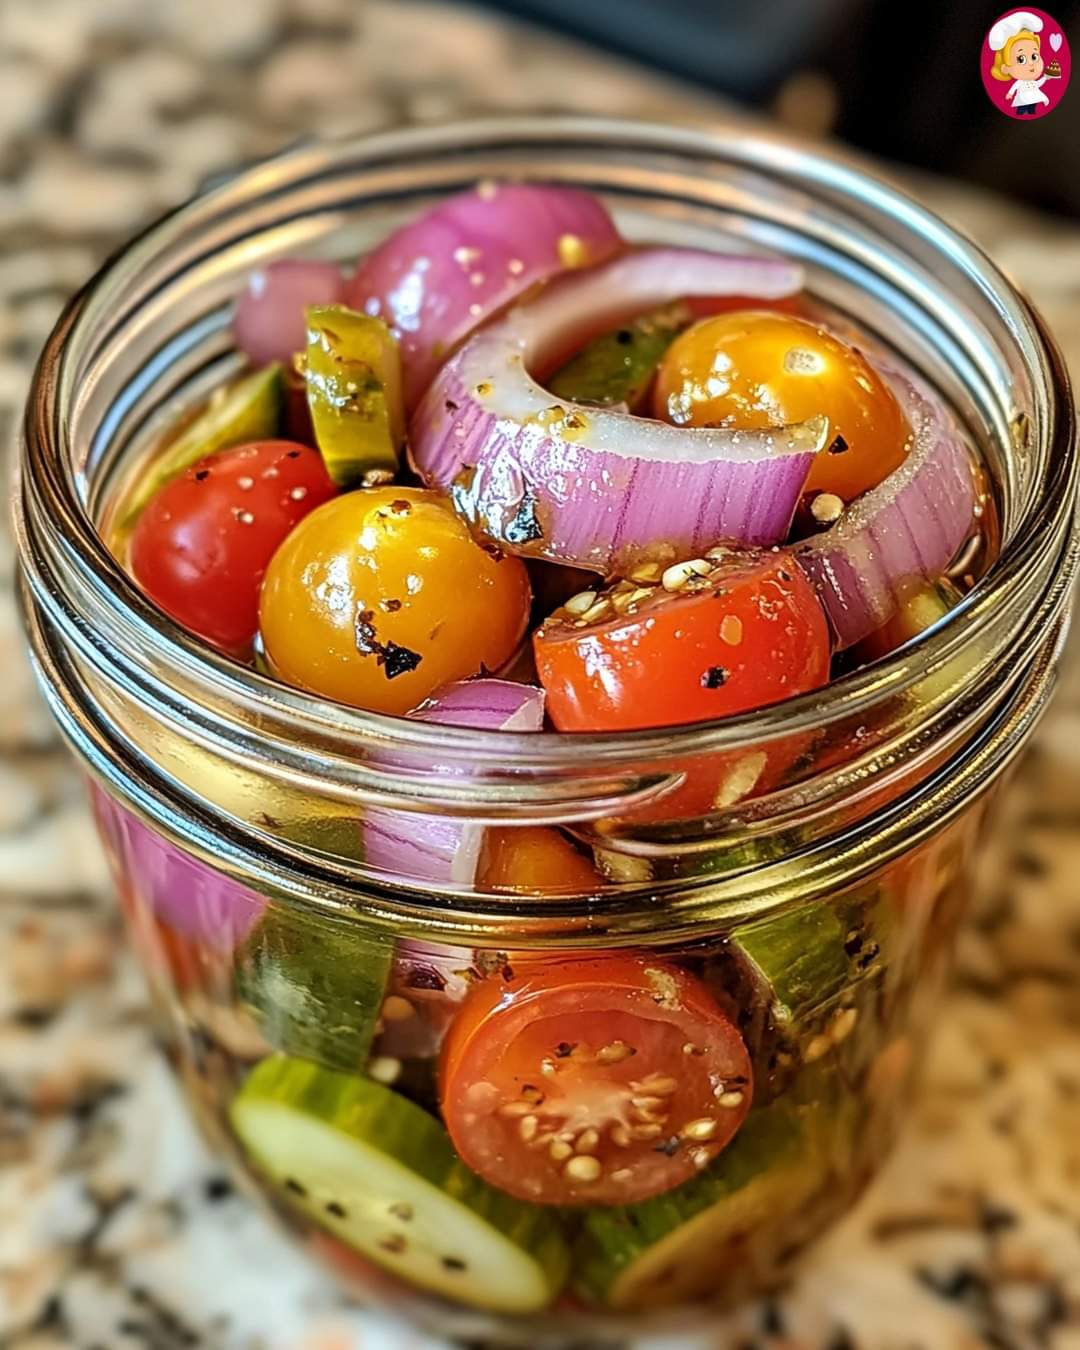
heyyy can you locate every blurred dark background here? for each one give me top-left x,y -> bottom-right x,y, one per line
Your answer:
482,0 -> 1080,217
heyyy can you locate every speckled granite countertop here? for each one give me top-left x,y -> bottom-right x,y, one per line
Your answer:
3,2 -> 1080,1347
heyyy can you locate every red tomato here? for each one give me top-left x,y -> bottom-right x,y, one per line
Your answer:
440,956 -> 752,1206
534,549 -> 831,733
129,440 -> 336,654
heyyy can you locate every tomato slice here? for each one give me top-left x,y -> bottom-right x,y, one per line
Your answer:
440,956 -> 752,1207
533,548 -> 831,733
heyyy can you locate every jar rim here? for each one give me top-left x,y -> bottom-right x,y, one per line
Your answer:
17,115 -> 1079,774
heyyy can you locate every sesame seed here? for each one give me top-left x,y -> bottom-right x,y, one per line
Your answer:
558,233 -> 589,268
575,1128 -> 599,1154
564,1155 -> 602,1183
368,1056 -> 401,1084
628,587 -> 653,604
720,614 -> 743,645
662,558 -> 711,591
805,1034 -> 832,1063
810,491 -> 845,526
717,1090 -> 745,1109
237,476 -> 254,490
381,995 -> 414,1022
580,598 -> 613,623
629,562 -> 662,582
681,1117 -> 718,1141
290,486 -> 308,502
563,589 -> 598,616
497,1101 -> 532,1118
705,545 -> 733,562
596,1040 -> 634,1064
549,1139 -> 573,1162
831,1007 -> 858,1042
519,1115 -> 539,1142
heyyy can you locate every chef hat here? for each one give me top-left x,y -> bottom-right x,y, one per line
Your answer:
988,10 -> 1044,50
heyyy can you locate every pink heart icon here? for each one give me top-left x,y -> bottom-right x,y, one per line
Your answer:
1049,31 -> 1063,52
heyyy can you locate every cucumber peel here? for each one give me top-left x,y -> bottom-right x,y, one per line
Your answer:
547,304 -> 687,410
305,305 -> 403,487
732,904 -> 851,1028
232,1056 -> 569,1313
115,364 -> 283,532
236,908 -> 391,1073
574,1100 -> 817,1310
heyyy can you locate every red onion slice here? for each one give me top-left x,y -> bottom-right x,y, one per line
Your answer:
362,679 -> 544,887
411,248 -> 823,573
234,259 -> 346,367
344,183 -> 621,408
795,375 -> 976,649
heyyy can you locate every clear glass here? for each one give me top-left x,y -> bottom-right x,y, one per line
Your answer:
14,118 -> 1078,1344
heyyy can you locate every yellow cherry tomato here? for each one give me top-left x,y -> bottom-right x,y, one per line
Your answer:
652,310 -> 909,502
259,487 -> 531,713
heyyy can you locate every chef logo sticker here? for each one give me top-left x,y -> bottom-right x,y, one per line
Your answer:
982,8 -> 1070,118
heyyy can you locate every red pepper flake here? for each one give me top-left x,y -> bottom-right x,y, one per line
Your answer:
701,666 -> 730,689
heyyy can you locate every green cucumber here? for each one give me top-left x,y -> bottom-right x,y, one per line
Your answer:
574,1100 -> 816,1310
731,904 -> 852,1030
232,1057 -> 569,1313
236,908 -> 391,1073
305,305 -> 403,487
547,304 -> 688,410
116,364 -> 283,532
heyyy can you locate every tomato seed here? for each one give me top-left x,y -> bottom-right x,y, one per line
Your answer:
564,1155 -> 602,1183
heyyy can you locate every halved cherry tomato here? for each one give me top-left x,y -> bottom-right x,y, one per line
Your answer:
440,956 -> 752,1206
653,310 -> 910,502
129,440 -> 336,654
477,827 -> 599,894
534,548 -> 830,733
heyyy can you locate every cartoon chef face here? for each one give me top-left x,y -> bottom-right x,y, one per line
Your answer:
989,10 -> 1047,81
1000,33 -> 1045,78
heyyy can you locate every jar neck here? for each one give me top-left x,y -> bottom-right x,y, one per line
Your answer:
14,118 -> 1080,930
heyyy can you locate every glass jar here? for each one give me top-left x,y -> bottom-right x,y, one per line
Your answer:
14,118 -> 1078,1344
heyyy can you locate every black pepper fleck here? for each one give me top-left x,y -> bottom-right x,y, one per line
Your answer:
653,1137 -> 681,1157
203,1176 -> 232,1202
195,469 -> 209,481
616,329 -> 634,345
503,489 -> 544,545
442,1256 -> 467,1272
554,1042 -> 577,1058
701,666 -> 730,689
381,641 -> 423,680
445,399 -> 459,413
284,1177 -> 308,1198
827,434 -> 849,455
382,598 -> 402,613
326,1201 -> 347,1218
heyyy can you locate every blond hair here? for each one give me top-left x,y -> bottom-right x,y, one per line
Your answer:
992,28 -> 1040,80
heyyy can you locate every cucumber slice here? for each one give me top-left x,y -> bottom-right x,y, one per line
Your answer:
236,908 -> 391,1073
732,904 -> 851,1030
547,304 -> 687,410
574,1100 -> 816,1311
305,305 -> 403,487
232,1056 -> 569,1313
115,364 -> 284,532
